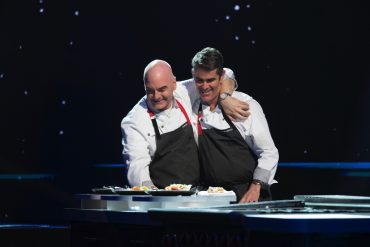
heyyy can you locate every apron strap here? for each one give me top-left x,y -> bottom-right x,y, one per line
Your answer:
148,111 -> 161,140
220,107 -> 238,131
175,100 -> 191,125
197,103 -> 203,136
197,103 -> 237,135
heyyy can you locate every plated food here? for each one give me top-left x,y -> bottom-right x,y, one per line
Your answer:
113,185 -> 159,195
164,184 -> 192,191
131,185 -> 158,191
197,186 -> 235,197
207,186 -> 226,193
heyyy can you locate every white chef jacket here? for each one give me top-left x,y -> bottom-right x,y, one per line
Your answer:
121,79 -> 199,186
193,91 -> 279,185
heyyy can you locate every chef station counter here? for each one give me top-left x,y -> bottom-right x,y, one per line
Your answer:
65,194 -> 370,246
74,191 -> 236,211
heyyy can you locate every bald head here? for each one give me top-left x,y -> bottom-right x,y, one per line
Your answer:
143,60 -> 175,85
143,60 -> 177,112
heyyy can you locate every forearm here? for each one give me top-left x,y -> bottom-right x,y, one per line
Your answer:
123,146 -> 153,186
239,183 -> 261,203
126,159 -> 153,186
248,101 -> 279,184
122,121 -> 154,187
253,152 -> 278,184
220,77 -> 236,93
220,93 -> 250,121
250,121 -> 279,184
177,79 -> 199,106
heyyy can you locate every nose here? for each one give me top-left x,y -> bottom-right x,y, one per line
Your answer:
200,83 -> 209,90
153,91 -> 161,101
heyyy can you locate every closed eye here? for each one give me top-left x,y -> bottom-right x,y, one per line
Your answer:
158,86 -> 167,92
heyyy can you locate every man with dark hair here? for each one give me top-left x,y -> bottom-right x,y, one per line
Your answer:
192,47 -> 224,75
192,47 -> 279,202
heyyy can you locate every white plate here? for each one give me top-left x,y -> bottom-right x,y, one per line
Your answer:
197,190 -> 236,196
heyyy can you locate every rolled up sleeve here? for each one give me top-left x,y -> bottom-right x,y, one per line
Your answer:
245,100 -> 279,185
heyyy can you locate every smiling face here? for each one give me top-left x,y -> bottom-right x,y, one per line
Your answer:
193,68 -> 223,108
144,61 -> 177,112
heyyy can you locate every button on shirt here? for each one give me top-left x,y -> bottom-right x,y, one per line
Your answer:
121,79 -> 198,186
193,91 -> 279,185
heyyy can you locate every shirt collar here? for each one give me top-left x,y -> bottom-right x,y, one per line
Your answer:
200,102 -> 222,113
153,98 -> 177,118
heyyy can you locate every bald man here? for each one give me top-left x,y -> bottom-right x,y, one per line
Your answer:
121,60 -> 245,188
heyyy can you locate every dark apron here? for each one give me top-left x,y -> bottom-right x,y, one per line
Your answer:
148,100 -> 200,188
197,103 -> 270,201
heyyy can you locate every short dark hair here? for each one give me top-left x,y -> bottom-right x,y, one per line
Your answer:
191,47 -> 224,76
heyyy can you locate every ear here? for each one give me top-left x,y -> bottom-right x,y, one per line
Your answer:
220,68 -> 226,80
173,76 -> 177,90
191,68 -> 195,77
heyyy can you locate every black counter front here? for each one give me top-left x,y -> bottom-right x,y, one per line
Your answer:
66,194 -> 370,247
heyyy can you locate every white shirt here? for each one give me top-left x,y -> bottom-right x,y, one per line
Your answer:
193,91 -> 279,185
121,79 -> 198,186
